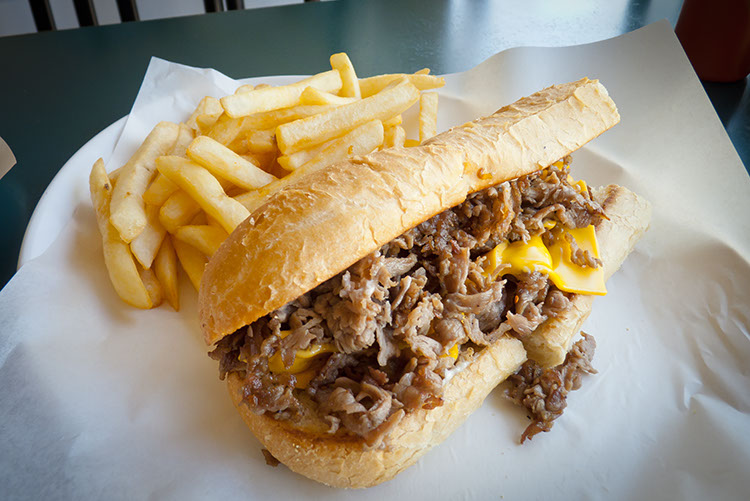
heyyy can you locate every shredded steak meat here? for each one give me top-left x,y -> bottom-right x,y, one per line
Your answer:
210,160 -> 605,444
261,448 -> 280,467
505,333 -> 597,443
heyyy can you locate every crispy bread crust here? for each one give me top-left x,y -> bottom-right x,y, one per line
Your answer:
199,78 -> 620,346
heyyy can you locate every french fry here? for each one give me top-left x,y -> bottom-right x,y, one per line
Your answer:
240,104 -> 334,130
108,166 -> 123,183
300,87 -> 357,106
297,119 -> 384,172
404,138 -> 420,147
221,70 -> 343,118
235,84 -> 255,94
173,239 -> 207,291
242,151 -> 277,172
207,114 -> 245,146
419,92 -> 439,143
241,128 -> 277,154
142,124 -> 196,207
209,105 -> 335,147
276,78 -> 419,154
156,156 -> 251,234
171,123 -> 197,156
233,169 -> 312,216
383,125 -> 406,149
143,173 -> 178,206
186,96 -> 222,131
204,212 -> 223,229
129,204 -> 167,269
110,121 -> 180,243
359,73 -> 445,98
187,136 -> 276,190
227,185 -> 250,198
159,190 -> 202,234
190,212 -> 209,226
217,103 -> 333,146
415,68 -> 431,75
154,236 -> 179,311
89,159 -> 152,309
174,225 -> 228,257
237,120 -> 384,214
264,158 -> 291,179
277,119 -> 382,171
196,112 -> 223,133
139,266 -> 163,307
157,170 -> 237,233
277,142 -> 327,171
330,52 -> 361,98
382,114 -> 402,128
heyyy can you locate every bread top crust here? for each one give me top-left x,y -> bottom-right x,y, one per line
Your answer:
198,78 -> 620,346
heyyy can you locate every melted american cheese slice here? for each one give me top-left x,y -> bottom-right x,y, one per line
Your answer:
267,331 -> 336,388
482,224 -> 606,295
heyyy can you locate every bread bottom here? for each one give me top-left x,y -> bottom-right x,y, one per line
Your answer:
226,184 -> 651,488
228,334 -> 526,488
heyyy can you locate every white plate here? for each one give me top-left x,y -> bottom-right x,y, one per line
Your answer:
18,74 -> 304,269
18,116 -> 127,268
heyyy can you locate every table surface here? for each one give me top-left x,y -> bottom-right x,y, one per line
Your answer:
1,0 -> 747,290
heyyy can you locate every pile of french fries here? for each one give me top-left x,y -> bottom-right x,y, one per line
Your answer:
89,53 -> 444,310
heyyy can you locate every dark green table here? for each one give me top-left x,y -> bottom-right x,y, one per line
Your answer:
0,0 -> 746,290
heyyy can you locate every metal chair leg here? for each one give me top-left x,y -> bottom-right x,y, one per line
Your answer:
204,0 -> 224,12
116,0 -> 139,22
73,0 -> 98,27
29,0 -> 55,31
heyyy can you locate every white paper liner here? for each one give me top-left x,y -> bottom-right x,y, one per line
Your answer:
2,21 -> 749,500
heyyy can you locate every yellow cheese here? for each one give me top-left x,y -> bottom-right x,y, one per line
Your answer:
267,330 -> 336,376
290,367 -> 318,389
482,225 -> 606,295
483,235 -> 553,281
447,343 -> 459,360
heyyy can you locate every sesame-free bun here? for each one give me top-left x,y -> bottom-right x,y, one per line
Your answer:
198,78 -> 620,346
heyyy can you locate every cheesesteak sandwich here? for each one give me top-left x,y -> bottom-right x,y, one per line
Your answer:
198,78 -> 651,488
